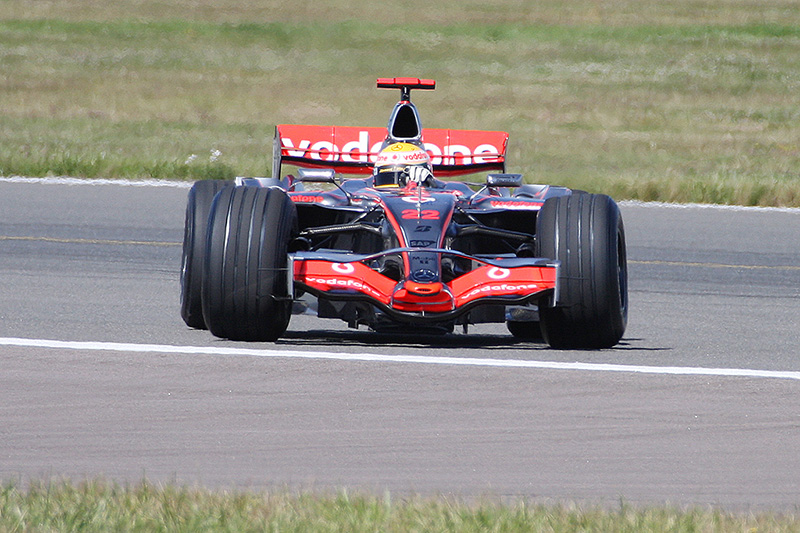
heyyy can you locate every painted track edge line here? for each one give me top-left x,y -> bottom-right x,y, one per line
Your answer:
2,337 -> 800,381
0,176 -> 193,188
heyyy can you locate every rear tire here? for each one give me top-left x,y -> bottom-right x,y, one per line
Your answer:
180,180 -> 232,329
536,193 -> 628,349
201,186 -> 297,341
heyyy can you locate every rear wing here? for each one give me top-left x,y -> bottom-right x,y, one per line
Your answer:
273,125 -> 508,178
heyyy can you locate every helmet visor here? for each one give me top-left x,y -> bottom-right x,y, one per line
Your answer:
374,165 -> 406,187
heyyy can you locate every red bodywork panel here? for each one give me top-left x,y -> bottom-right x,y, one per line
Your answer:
294,257 -> 556,315
276,125 -> 508,177
376,77 -> 436,90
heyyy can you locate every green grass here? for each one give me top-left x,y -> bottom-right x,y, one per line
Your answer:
2,1 -> 800,205
2,479 -> 800,532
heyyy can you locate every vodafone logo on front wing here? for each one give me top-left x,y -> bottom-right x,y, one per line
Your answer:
462,283 -> 540,300
331,263 -> 356,274
486,267 -> 511,279
304,276 -> 384,299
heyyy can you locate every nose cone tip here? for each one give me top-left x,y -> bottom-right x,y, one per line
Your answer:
402,280 -> 444,296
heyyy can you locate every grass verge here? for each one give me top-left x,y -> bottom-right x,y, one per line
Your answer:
2,479 -> 800,532
2,1 -> 800,205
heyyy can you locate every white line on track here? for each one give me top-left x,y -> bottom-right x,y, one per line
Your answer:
3,337 -> 800,381
0,176 -> 192,188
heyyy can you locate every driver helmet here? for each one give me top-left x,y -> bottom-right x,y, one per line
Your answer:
373,142 -> 432,187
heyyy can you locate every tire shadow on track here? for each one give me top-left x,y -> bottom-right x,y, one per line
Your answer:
276,330 -> 657,353
279,328 -> 542,351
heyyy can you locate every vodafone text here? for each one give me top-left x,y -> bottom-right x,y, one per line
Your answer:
462,283 -> 540,300
281,131 -> 501,166
304,276 -> 384,299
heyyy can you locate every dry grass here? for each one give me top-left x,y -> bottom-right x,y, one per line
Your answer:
2,1 -> 800,205
4,0 -> 800,26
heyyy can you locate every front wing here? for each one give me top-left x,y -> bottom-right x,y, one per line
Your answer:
291,249 -> 558,323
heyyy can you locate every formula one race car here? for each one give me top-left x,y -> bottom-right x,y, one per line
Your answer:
180,78 -> 628,349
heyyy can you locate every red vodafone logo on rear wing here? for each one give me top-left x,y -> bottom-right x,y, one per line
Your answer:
276,125 -> 508,176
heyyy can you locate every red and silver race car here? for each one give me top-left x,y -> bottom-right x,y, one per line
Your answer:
180,78 -> 628,349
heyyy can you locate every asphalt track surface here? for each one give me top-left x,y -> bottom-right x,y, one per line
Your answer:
2,178 -> 800,510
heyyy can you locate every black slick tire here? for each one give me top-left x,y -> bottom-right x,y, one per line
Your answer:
180,180 -> 232,329
201,186 -> 297,341
536,192 -> 628,349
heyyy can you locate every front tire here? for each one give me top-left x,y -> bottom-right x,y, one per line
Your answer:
201,186 -> 298,341
180,180 -> 232,329
536,193 -> 628,349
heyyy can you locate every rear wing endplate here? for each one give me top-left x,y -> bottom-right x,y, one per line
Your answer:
273,125 -> 508,178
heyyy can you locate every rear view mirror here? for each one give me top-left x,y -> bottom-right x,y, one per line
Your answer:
298,168 -> 336,183
486,173 -> 523,188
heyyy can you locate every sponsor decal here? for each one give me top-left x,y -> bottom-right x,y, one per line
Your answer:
400,195 -> 435,204
331,263 -> 356,274
304,276 -> 384,299
424,143 -> 500,166
489,200 -> 542,209
487,267 -> 511,280
462,283 -> 540,300
375,144 -> 430,165
290,194 -> 325,203
410,254 -> 434,265
280,128 -> 503,166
